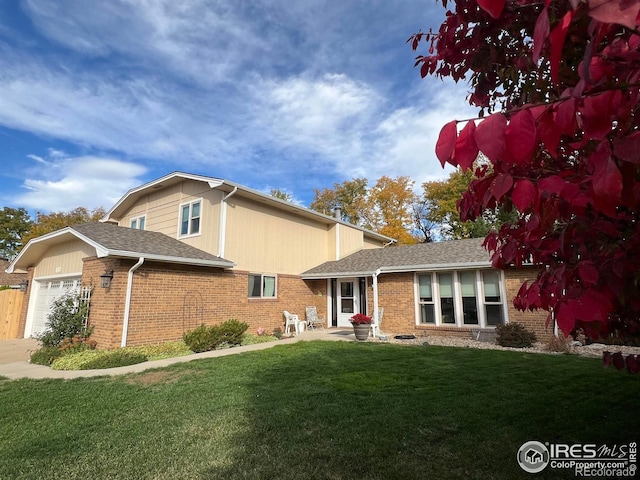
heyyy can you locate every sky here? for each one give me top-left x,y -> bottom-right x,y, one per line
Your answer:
0,0 -> 477,215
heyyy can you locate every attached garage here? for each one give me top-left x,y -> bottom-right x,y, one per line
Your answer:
29,277 -> 82,337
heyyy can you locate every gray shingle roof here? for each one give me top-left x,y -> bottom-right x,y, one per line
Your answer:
0,258 -> 27,286
302,238 -> 491,277
72,223 -> 234,267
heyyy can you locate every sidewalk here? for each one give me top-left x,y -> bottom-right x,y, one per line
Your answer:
0,329 -> 357,380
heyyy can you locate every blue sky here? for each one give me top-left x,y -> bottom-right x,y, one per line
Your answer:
0,0 -> 476,215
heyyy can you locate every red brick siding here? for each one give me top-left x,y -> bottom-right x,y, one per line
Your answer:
504,267 -> 554,341
16,267 -> 35,339
83,257 -> 327,348
363,269 -> 551,340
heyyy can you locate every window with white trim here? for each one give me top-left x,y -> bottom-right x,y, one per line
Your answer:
416,270 -> 505,328
248,274 -> 277,298
482,270 -> 504,326
179,199 -> 201,237
130,215 -> 146,230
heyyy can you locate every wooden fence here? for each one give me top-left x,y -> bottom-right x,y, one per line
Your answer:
0,289 -> 24,340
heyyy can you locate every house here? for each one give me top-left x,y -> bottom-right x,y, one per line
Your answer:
0,258 -> 27,289
7,171 -> 550,348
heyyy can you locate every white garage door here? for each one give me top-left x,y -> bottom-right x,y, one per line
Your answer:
31,278 -> 82,336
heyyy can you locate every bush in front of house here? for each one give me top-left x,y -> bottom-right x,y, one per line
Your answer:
51,350 -> 148,370
183,320 -> 249,353
496,322 -> 538,348
30,346 -> 65,366
37,291 -> 93,348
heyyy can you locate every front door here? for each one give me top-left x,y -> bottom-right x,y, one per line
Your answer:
337,278 -> 360,327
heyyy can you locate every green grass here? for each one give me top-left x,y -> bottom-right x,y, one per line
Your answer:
0,341 -> 638,479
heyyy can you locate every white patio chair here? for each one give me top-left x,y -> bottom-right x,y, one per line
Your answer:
305,306 -> 325,330
370,307 -> 384,338
283,310 -> 303,335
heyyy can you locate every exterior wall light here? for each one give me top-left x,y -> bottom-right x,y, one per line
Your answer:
19,280 -> 29,293
100,270 -> 114,289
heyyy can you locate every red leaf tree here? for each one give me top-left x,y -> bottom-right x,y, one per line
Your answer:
410,0 -> 640,371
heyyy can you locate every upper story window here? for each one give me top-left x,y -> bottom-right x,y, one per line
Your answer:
179,199 -> 201,237
130,216 -> 146,230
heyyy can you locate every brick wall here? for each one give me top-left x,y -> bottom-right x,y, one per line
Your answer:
83,257 -> 327,349
504,267 -> 554,341
15,267 -> 34,339
363,269 -> 552,340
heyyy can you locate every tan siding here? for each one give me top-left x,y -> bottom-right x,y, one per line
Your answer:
116,180 -> 222,255
328,225 -> 338,260
363,237 -> 385,249
34,240 -> 94,277
225,196 -> 330,274
339,224 -> 364,258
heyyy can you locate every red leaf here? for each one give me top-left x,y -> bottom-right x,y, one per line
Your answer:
549,11 -> 576,85
556,302 -> 577,335
512,179 -> 537,212
477,0 -> 506,18
603,351 -> 612,367
436,120 -> 458,168
577,262 -> 599,286
590,142 -> 623,215
537,107 -> 561,157
454,120 -> 478,171
626,354 -> 640,374
588,0 -> 640,30
533,8 -> 550,64
489,173 -> 514,201
505,110 -> 537,165
538,175 -> 565,195
475,113 -> 507,162
612,352 -> 625,371
556,98 -> 577,135
613,131 -> 640,164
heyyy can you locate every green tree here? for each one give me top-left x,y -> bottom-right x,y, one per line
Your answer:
421,169 -> 513,240
21,207 -> 106,246
0,207 -> 33,259
270,188 -> 293,202
310,178 -> 369,224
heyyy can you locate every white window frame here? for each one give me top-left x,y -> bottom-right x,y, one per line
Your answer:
248,274 -> 277,299
414,269 -> 508,328
130,215 -> 146,230
178,199 -> 202,238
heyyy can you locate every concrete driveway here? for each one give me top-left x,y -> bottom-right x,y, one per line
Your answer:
0,338 -> 40,365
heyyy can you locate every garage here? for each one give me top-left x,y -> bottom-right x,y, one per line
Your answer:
30,277 -> 82,336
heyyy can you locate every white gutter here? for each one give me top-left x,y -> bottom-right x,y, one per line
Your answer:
372,268 -> 381,338
121,257 -> 145,348
218,186 -> 238,258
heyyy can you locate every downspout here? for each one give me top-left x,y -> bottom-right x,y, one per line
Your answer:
372,268 -> 381,337
121,257 -> 145,348
218,186 -> 238,258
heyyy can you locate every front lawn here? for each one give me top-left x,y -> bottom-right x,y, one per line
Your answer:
0,341 -> 638,479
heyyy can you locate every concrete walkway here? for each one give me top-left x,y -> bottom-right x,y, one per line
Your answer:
0,329 -> 357,380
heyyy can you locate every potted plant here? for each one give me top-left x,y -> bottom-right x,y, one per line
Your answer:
350,313 -> 372,341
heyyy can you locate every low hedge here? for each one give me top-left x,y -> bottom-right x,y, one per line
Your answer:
51,350 -> 148,370
183,320 -> 249,353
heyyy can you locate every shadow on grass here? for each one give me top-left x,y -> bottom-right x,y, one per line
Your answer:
196,341 -> 640,480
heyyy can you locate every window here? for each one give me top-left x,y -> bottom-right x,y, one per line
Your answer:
130,216 -> 146,230
415,270 -> 506,328
438,273 -> 456,324
418,274 -> 435,324
179,200 -> 201,237
482,271 -> 504,326
460,271 -> 479,325
248,274 -> 276,298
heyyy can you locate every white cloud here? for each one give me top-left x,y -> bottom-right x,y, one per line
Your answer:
15,155 -> 147,212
